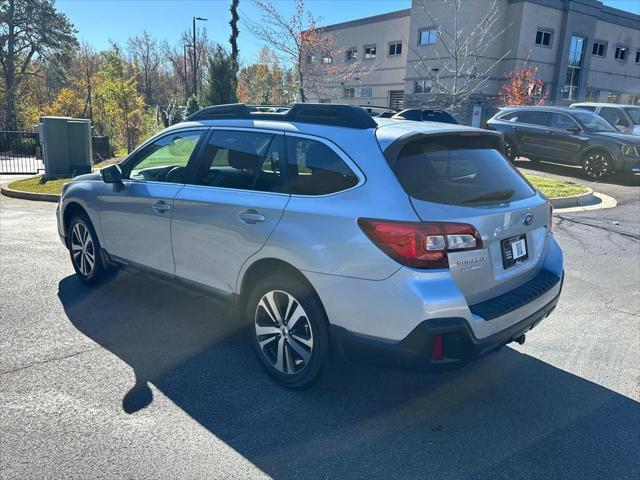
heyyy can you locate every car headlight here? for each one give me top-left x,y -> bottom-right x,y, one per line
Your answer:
621,144 -> 640,157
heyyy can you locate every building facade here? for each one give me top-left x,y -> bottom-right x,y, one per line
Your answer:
307,0 -> 640,119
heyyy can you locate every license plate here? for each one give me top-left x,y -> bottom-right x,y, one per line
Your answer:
501,234 -> 528,269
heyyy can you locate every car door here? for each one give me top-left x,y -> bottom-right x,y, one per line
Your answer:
511,111 -> 551,158
171,128 -> 290,293
98,129 -> 207,275
546,112 -> 588,164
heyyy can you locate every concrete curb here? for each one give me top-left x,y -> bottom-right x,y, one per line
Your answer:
549,188 -> 594,209
554,191 -> 617,213
1,184 -> 60,203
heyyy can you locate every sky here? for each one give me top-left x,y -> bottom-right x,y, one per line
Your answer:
56,0 -> 640,65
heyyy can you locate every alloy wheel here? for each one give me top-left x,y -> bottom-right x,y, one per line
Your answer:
584,152 -> 610,179
70,222 -> 96,277
254,290 -> 314,375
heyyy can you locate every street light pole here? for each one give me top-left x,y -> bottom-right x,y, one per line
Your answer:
183,43 -> 189,99
192,16 -> 208,98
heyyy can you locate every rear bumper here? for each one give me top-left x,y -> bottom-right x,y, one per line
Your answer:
331,271 -> 563,372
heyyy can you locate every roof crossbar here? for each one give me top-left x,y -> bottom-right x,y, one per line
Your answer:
186,103 -> 378,129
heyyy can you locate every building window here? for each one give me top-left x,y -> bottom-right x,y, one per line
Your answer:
592,41 -> 607,57
606,92 -> 620,104
345,47 -> 357,61
414,79 -> 433,94
322,53 -> 333,64
531,82 -> 546,98
388,41 -> 402,56
419,28 -> 438,46
360,86 -> 373,98
343,87 -> 355,98
364,45 -> 377,60
630,95 -> 640,106
635,50 -> 640,64
585,89 -> 600,102
306,54 -> 316,64
562,36 -> 586,100
535,29 -> 553,47
614,46 -> 628,61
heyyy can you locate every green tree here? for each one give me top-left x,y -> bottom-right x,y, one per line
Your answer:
166,99 -> 184,125
203,45 -> 237,106
0,0 -> 77,129
229,0 -> 240,69
185,95 -> 200,117
94,44 -> 145,153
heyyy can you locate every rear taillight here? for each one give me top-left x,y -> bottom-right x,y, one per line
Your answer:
548,202 -> 554,232
357,218 -> 483,269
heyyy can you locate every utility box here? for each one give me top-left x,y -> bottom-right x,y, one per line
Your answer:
38,117 -> 92,179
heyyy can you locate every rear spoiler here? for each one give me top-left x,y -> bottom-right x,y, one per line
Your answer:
381,130 -> 504,167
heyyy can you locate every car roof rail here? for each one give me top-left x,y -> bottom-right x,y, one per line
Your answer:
186,103 -> 378,129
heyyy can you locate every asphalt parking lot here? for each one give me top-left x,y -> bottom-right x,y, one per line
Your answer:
1,165 -> 639,480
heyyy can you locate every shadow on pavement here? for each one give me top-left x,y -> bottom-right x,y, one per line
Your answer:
58,270 -> 640,479
514,158 -> 640,187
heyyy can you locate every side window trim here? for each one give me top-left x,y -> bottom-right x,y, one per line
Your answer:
188,127 -> 289,196
283,132 -> 366,197
121,127 -> 210,184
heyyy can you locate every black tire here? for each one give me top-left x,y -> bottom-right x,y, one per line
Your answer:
67,213 -> 105,285
583,150 -> 612,180
246,273 -> 330,388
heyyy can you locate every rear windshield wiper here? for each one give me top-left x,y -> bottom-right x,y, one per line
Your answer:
462,189 -> 515,205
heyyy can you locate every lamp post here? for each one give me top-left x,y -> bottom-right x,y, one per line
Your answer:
192,16 -> 208,97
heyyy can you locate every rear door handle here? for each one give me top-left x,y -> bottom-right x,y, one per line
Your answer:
238,209 -> 266,224
151,200 -> 171,213
545,130 -> 555,136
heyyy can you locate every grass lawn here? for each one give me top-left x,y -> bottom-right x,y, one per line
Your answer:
525,174 -> 589,198
7,176 -> 72,195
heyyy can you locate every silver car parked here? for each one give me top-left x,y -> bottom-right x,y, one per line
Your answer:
56,104 -> 564,388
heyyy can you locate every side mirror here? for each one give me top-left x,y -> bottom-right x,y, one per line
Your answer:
566,126 -> 581,134
101,164 -> 123,183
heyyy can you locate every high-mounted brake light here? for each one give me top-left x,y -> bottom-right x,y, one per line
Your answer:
357,218 -> 483,269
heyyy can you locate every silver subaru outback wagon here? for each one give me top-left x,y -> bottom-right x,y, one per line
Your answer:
56,103 -> 564,388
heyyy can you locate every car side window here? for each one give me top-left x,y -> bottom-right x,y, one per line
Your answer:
550,113 -> 579,130
599,108 -> 629,128
518,111 -> 550,126
194,130 -> 285,192
283,137 -> 359,195
128,131 -> 204,183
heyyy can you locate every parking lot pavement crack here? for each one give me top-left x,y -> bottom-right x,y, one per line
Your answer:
604,297 -> 640,318
0,345 -> 103,377
555,215 -> 640,241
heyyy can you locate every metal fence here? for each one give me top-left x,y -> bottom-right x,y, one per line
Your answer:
0,131 -> 43,174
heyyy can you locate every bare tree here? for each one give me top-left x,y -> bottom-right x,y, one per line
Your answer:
243,0 -> 363,102
128,31 -> 160,105
408,0 -> 511,110
77,42 -> 100,121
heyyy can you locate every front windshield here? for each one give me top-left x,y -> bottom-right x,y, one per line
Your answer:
571,109 -> 617,132
624,107 -> 640,125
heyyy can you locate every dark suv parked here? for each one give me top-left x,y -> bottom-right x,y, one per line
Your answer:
487,106 -> 640,179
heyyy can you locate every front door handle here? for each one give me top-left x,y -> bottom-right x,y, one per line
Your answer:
238,209 -> 266,224
151,200 -> 171,213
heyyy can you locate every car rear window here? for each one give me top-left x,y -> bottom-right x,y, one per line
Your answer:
392,135 -> 535,206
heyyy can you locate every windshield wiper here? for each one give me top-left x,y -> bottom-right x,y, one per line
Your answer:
462,189 -> 515,205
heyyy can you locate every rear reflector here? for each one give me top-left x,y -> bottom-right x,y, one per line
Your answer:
358,218 -> 482,269
431,334 -> 444,360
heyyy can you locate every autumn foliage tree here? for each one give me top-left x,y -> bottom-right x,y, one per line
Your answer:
244,0 -> 337,102
237,47 -> 294,105
500,64 -> 546,106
